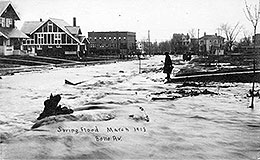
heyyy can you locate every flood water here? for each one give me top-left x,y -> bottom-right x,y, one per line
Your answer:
1,55 -> 260,160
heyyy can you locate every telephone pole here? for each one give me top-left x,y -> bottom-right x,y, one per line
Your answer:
198,29 -> 200,54
148,30 -> 151,56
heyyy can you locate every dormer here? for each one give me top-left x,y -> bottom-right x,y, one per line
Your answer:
0,1 -> 20,28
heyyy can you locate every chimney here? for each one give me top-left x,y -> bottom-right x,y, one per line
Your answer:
215,33 -> 217,36
204,32 -> 206,36
40,18 -> 42,22
73,17 -> 76,27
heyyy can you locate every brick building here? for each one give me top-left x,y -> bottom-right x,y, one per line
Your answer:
88,31 -> 136,57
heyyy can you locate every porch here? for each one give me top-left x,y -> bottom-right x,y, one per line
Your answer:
0,38 -> 27,56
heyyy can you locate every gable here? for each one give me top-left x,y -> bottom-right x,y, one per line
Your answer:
35,20 -> 63,33
0,3 -> 20,20
29,18 -> 83,44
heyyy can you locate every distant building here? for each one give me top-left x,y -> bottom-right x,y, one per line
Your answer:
88,31 -> 136,56
171,33 -> 190,54
189,38 -> 199,53
21,17 -> 89,57
199,32 -> 225,54
253,33 -> 260,46
0,1 -> 29,55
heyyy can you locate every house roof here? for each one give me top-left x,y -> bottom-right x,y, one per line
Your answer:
78,35 -> 89,43
21,21 -> 44,34
21,18 -> 87,44
0,1 -> 20,20
65,26 -> 82,35
200,35 -> 225,40
0,27 -> 29,39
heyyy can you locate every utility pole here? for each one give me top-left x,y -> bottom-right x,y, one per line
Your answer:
198,29 -> 200,55
148,30 -> 151,56
244,0 -> 260,109
250,59 -> 256,109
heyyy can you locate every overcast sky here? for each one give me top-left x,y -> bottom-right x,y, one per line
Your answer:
10,0 -> 260,42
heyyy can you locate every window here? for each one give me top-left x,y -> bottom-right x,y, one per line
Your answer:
43,25 -> 47,32
48,22 -> 53,32
67,35 -> 71,43
53,25 -> 57,32
6,18 -> 12,27
38,33 -> 44,44
54,33 -> 61,44
6,39 -> 10,46
27,39 -> 31,44
1,18 -> 5,27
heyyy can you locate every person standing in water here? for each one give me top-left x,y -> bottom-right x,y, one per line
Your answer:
163,52 -> 173,82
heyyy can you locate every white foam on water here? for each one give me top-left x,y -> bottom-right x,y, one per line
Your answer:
1,55 -> 260,159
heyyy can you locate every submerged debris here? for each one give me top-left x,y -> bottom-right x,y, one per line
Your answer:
129,107 -> 149,122
177,82 -> 202,88
151,96 -> 180,101
36,94 -> 74,120
151,87 -> 218,101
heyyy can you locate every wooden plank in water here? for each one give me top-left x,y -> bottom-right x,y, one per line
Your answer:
170,70 -> 260,83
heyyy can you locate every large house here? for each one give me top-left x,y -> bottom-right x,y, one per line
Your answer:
88,31 -> 136,57
199,32 -> 225,54
0,1 -> 29,55
21,17 -> 89,57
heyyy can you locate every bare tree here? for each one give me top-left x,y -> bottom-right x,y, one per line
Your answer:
240,30 -> 252,46
244,0 -> 260,43
188,28 -> 196,38
244,0 -> 260,109
219,22 -> 243,51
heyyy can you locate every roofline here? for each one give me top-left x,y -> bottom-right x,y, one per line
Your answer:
81,37 -> 90,43
88,31 -> 136,34
0,31 -> 9,39
0,2 -> 20,20
30,18 -> 82,44
199,35 -> 225,39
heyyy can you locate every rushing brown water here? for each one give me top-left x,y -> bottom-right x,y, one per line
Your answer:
1,55 -> 260,160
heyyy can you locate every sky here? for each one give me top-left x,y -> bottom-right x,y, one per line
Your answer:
9,0 -> 260,42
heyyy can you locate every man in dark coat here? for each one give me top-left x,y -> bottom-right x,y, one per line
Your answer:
163,52 -> 173,81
